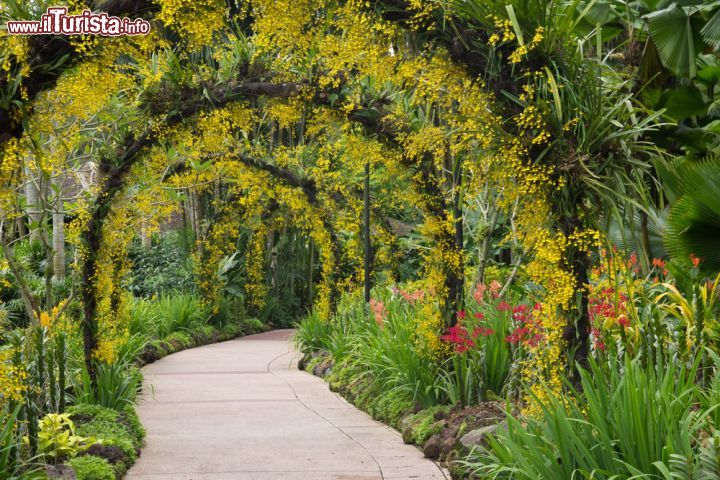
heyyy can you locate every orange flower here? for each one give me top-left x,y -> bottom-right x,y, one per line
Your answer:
369,299 -> 386,328
473,283 -> 486,304
690,253 -> 702,267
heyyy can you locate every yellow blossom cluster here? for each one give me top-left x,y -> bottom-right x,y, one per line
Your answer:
92,210 -> 135,364
156,0 -> 227,50
0,348 -> 26,406
413,300 -> 446,359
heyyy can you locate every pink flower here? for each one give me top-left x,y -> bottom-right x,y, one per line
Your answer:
489,280 -> 502,298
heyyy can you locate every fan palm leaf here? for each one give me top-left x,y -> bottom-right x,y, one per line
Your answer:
664,157 -> 720,270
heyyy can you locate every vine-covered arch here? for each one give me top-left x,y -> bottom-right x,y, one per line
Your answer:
1,0 -> 652,408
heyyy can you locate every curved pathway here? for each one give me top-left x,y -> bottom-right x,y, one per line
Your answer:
127,329 -> 448,480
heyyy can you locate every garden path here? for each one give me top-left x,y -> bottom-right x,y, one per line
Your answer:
126,329 -> 449,480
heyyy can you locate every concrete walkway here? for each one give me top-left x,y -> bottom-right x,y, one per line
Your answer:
126,329 -> 448,480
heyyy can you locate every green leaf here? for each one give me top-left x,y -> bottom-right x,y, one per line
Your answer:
664,157 -> 720,270
662,86 -> 707,121
701,7 -> 720,47
697,64 -> 720,85
645,4 -> 703,78
580,0 -> 615,25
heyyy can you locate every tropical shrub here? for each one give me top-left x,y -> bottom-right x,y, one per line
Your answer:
71,363 -> 142,411
37,413 -> 93,462
127,232 -> 196,298
464,358 -> 711,479
129,294 -> 209,339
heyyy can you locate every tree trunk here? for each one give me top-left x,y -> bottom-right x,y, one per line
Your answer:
140,218 -> 152,250
191,189 -> 205,257
52,179 -> 66,280
640,210 -> 651,273
24,164 -> 42,241
270,229 -> 279,295
363,161 -> 372,304
476,207 -> 499,286
450,150 -> 464,324
0,232 -> 40,325
560,213 -> 592,377
307,239 -> 315,307
571,252 -> 591,370
415,152 -> 462,327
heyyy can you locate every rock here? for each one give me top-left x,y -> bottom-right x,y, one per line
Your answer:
82,444 -> 128,465
422,433 -> 443,459
475,416 -> 505,428
138,344 -> 161,365
434,409 -> 450,421
459,421 -> 507,449
46,465 -> 76,479
312,359 -> 334,377
298,354 -> 310,371
439,436 -> 456,461
399,414 -> 415,444
443,424 -> 459,439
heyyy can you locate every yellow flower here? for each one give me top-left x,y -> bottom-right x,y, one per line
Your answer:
39,312 -> 52,328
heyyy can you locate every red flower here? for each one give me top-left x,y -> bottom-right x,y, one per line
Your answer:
505,326 -> 530,344
441,324 -> 475,353
528,333 -> 544,347
590,327 -> 606,351
652,258 -> 665,269
512,304 -> 530,323
497,301 -> 511,311
472,327 -> 495,338
457,310 -> 467,320
474,312 -> 484,320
